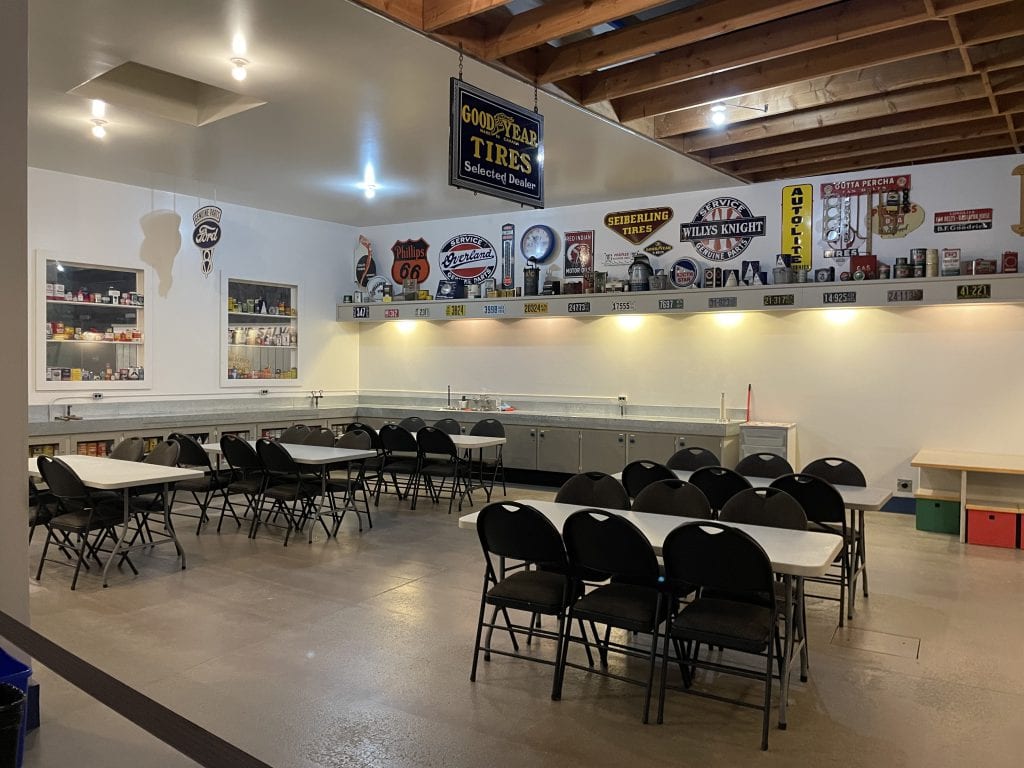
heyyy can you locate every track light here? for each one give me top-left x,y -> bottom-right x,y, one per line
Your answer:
708,102 -> 769,127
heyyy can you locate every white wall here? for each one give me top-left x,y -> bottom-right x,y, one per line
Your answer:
357,154 -> 1024,492
28,169 -> 359,405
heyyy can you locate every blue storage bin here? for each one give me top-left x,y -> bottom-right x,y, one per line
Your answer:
0,648 -> 31,768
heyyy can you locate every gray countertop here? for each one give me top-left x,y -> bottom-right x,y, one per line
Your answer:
29,403 -> 741,438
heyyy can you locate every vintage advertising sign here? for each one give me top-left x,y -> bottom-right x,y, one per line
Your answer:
564,230 -> 595,278
192,205 -> 222,277
669,257 -> 700,288
354,235 -> 377,287
781,184 -> 812,270
934,208 -> 993,233
820,174 -> 911,197
439,234 -> 497,284
870,200 -> 924,238
643,240 -> 673,258
680,197 -> 766,261
391,238 -> 430,284
604,207 -> 673,245
500,224 -> 515,289
449,78 -> 543,208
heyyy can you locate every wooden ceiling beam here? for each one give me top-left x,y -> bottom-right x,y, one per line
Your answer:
573,0 -> 1010,104
969,37 -> 1024,71
527,0 -> 840,85
988,65 -> 1024,93
627,49 -> 969,137
721,117 -> 1011,175
701,99 -> 999,162
423,0 -> 510,31
956,0 -> 1024,44
1007,113 -> 1022,150
644,24 -> 958,129
743,135 -> 1016,182
666,77 -> 988,150
946,14 -> 976,71
350,0 -> 424,29
482,0 -> 670,60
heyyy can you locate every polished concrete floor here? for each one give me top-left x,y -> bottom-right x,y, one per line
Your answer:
20,485 -> 1024,767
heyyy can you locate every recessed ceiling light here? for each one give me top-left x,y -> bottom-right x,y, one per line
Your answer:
90,119 -> 107,139
230,58 -> 249,81
358,163 -> 378,199
710,104 -> 727,127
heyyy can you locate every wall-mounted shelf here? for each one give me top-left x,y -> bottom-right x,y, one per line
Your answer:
337,273 -> 1024,323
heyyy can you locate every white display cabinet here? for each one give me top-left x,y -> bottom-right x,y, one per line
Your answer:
36,252 -> 148,390
222,277 -> 300,387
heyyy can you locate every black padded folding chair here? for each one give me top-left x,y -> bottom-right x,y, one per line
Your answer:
665,446 -> 718,471
168,432 -> 232,535
555,471 -> 630,510
414,426 -> 473,513
218,434 -> 265,532
470,418 -> 506,501
736,452 -> 794,479
621,459 -> 675,500
687,466 -> 752,515
631,478 -> 712,519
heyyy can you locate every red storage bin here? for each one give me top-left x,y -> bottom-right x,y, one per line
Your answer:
966,508 -> 1018,548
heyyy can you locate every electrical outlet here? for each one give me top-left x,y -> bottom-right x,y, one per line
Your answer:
618,395 -> 627,402
91,392 -> 103,400
259,388 -> 270,396
897,478 -> 912,493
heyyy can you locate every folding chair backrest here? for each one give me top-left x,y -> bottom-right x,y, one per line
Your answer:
303,427 -> 336,447
379,424 -> 418,454
256,438 -> 299,475
477,502 -> 567,570
470,418 -> 505,438
771,473 -> 846,529
398,416 -> 426,432
720,487 -> 807,530
631,478 -> 712,519
621,459 -> 675,499
144,440 -> 180,467
279,425 -> 310,444
169,432 -> 212,470
416,426 -> 458,459
109,437 -> 144,462
555,471 -> 630,510
735,452 -> 794,479
665,446 -> 718,471
563,509 -> 659,586
221,434 -> 261,472
687,466 -> 752,513
801,457 -> 866,487
336,430 -> 372,451
662,522 -> 774,606
36,456 -> 88,504
433,418 -> 462,435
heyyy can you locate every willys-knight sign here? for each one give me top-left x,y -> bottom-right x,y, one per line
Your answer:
449,78 -> 544,208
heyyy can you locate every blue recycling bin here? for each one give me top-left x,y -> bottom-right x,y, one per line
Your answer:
0,648 -> 30,768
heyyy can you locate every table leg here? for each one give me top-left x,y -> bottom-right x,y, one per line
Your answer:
959,470 -> 968,543
778,574 -> 795,730
797,577 -> 809,682
101,490 -> 133,588
163,481 -> 186,569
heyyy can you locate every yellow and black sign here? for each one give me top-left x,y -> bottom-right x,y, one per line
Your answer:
449,78 -> 544,208
604,207 -> 673,245
781,184 -> 812,271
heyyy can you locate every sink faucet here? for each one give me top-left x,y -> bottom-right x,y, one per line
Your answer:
310,390 -> 323,408
54,404 -> 82,421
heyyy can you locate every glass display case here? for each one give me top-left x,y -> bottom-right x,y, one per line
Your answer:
38,254 -> 147,390
223,278 -> 299,386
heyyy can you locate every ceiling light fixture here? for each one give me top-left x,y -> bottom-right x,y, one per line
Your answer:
358,163 -> 378,200
230,58 -> 249,81
90,119 -> 107,139
232,33 -> 247,57
90,99 -> 106,119
709,102 -> 768,127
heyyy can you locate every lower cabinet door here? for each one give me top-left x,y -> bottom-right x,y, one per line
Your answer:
580,430 -> 627,474
625,432 -> 678,465
502,424 -> 538,470
537,428 -> 581,474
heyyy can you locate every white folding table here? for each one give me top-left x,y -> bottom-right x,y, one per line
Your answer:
202,441 -> 378,541
450,434 -> 507,501
458,499 -> 842,730
29,455 -> 204,587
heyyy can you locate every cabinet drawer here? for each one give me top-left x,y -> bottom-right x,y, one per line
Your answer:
741,429 -> 787,447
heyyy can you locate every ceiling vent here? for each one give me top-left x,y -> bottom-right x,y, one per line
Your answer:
69,61 -> 266,127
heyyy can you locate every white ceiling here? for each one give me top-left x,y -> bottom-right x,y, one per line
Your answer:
28,0 -> 733,226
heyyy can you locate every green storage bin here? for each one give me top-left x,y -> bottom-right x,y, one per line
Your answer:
915,498 -> 961,534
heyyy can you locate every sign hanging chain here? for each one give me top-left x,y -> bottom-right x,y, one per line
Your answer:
534,79 -> 539,113
458,45 -> 463,82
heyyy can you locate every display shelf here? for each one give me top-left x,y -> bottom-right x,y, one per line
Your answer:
36,251 -> 148,389
223,277 -> 300,386
337,273 -> 1024,323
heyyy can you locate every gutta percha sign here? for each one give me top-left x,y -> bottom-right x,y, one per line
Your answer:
449,78 -> 544,209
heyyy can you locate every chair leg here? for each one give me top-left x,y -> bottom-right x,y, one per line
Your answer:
551,611 -> 570,701
35,526 -> 56,581
859,517 -> 869,596
761,631 -> 775,751
69,532 -> 90,591
470,586 -> 490,682
642,596 -> 662,724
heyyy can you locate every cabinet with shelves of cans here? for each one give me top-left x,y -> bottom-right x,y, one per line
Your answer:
223,278 -> 299,386
28,437 -> 67,459
37,253 -> 147,390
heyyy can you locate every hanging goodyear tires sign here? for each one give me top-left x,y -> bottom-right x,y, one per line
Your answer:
391,238 -> 430,284
439,234 -> 497,284
680,197 -> 766,261
449,78 -> 544,208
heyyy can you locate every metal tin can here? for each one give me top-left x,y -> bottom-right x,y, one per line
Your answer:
895,264 -> 912,279
910,248 -> 926,266
912,264 -> 925,278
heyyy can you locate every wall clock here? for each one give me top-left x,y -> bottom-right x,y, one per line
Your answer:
520,224 -> 558,263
